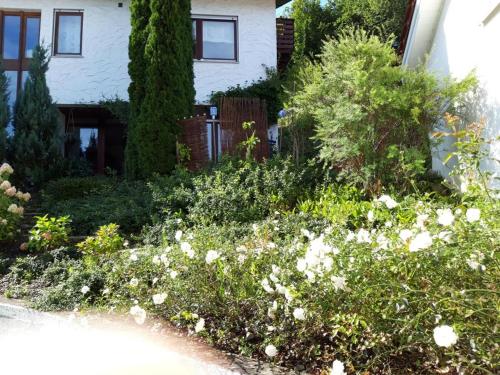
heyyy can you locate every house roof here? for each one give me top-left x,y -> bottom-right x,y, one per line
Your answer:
276,1 -> 292,8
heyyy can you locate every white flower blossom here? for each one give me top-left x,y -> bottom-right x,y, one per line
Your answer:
331,360 -> 347,375
152,293 -> 167,305
129,278 -> 139,287
399,229 -> 413,242
345,231 -> 355,242
129,253 -> 138,262
81,286 -> 90,295
416,214 -> 429,229
152,255 -> 161,265
466,208 -> 480,223
195,318 -> 205,333
437,209 -> 455,226
377,195 -> 398,209
331,276 -> 347,291
130,305 -> 146,325
438,231 -> 453,243
293,307 -> 306,321
356,229 -> 371,244
261,278 -> 274,293
296,258 -> 307,272
205,250 -> 220,264
433,325 -> 458,347
175,230 -> 183,242
409,232 -> 433,252
264,344 -> 278,357
367,210 -> 375,222
170,270 -> 178,279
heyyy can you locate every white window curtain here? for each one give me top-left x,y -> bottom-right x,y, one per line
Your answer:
202,21 -> 235,59
57,15 -> 81,54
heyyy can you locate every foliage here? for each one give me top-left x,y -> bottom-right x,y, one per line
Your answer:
332,0 -> 409,41
28,215 -> 71,252
210,68 -> 283,123
287,0 -> 337,60
290,30 -> 476,192
0,163 -> 30,242
99,97 -> 130,125
134,0 -> 195,178
41,177 -> 152,236
125,0 -> 150,179
239,121 -> 260,161
0,69 -> 9,161
11,45 -> 63,188
77,224 -> 124,256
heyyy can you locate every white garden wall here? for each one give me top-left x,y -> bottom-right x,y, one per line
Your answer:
0,0 -> 277,105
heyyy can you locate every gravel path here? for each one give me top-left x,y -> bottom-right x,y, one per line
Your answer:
0,298 -> 294,375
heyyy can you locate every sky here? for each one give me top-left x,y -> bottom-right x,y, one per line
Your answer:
277,0 -> 328,16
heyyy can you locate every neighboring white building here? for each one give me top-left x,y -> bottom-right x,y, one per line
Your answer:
0,0 -> 290,172
402,0 -> 500,187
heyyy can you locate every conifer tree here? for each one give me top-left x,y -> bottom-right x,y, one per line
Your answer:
12,45 -> 63,187
0,69 -> 9,161
125,0 -> 150,179
136,0 -> 195,177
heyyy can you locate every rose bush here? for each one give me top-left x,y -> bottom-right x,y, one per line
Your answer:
0,163 -> 30,243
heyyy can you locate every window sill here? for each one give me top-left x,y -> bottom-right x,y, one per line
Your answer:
52,54 -> 84,58
194,59 -> 239,64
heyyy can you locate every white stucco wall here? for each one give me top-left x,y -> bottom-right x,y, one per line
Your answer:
0,0 -> 131,105
191,0 -> 277,103
405,0 -> 500,187
0,0 -> 277,105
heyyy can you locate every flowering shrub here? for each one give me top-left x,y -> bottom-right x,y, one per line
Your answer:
28,216 -> 71,252
0,163 -> 30,242
78,191 -> 496,373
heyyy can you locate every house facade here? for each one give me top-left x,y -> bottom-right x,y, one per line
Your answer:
401,0 -> 500,188
0,0 -> 291,172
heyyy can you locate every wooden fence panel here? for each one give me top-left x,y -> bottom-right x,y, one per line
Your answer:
219,97 -> 269,161
178,115 -> 209,171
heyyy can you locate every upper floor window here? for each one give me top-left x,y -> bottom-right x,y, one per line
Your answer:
0,10 -> 40,114
192,17 -> 237,61
54,11 -> 83,55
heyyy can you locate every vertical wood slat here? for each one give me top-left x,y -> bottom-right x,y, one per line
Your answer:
178,115 -> 209,171
219,97 -> 269,161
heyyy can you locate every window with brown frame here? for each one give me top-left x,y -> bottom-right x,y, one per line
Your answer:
54,10 -> 83,55
0,10 -> 41,112
192,17 -> 238,61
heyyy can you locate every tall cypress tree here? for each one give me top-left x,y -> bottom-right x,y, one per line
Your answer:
0,69 -> 9,161
125,0 -> 150,179
136,0 -> 195,177
12,45 -> 63,187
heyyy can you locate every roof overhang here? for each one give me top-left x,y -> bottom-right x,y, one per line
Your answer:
277,1 -> 292,8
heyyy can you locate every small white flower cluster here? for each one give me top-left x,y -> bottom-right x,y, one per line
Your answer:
129,304 -> 147,325
296,234 -> 339,282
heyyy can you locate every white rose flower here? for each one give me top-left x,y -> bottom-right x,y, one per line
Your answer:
433,325 -> 458,347
261,278 -> 274,294
416,214 -> 429,229
331,276 -> 347,291
129,305 -> 146,325
195,318 -> 205,333
437,208 -> 455,226
170,270 -> 178,279
129,253 -> 138,262
466,208 -> 480,223
356,229 -> 371,244
331,359 -> 347,375
377,195 -> 398,209
0,180 -> 11,191
81,286 -> 90,295
367,210 -> 375,222
264,344 -> 278,357
293,308 -> 306,321
152,255 -> 161,265
129,278 -> 139,287
296,258 -> 307,272
152,293 -> 167,305
0,163 -> 14,175
399,229 -> 413,242
205,250 -> 220,264
409,232 -> 433,252
175,230 -> 183,242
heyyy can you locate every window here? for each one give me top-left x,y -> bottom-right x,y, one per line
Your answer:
192,17 -> 237,61
54,11 -> 83,55
0,11 -> 40,112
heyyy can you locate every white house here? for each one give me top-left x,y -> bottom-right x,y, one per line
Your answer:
0,0 -> 291,172
401,0 -> 500,187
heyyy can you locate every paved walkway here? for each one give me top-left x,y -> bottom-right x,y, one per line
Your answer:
0,298 -> 293,375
